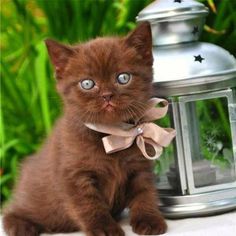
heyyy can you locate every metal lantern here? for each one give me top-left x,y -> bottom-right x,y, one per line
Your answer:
137,0 -> 236,218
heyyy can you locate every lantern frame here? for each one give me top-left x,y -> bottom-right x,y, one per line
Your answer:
178,88 -> 236,194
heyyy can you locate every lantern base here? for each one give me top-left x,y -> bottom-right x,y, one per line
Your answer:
159,188 -> 236,218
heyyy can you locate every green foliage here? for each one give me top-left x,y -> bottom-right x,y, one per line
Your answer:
1,0 -> 236,204
200,0 -> 236,55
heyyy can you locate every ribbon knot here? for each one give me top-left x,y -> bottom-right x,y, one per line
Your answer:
85,98 -> 176,160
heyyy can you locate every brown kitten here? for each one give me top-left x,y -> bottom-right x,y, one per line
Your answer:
3,22 -> 167,236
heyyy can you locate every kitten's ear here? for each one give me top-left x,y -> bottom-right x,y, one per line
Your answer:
45,39 -> 74,78
125,22 -> 153,65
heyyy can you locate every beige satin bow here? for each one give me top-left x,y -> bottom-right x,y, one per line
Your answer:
85,98 -> 176,160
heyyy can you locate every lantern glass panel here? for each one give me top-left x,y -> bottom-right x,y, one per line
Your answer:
155,143 -> 176,191
155,104 -> 178,192
184,96 -> 236,190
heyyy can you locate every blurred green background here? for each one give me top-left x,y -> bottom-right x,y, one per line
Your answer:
1,0 -> 236,204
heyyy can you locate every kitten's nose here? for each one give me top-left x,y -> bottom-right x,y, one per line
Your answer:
102,92 -> 113,102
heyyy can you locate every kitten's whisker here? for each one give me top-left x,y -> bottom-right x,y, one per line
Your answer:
82,110 -> 95,124
89,112 -> 97,124
129,103 -> 144,118
130,102 -> 147,116
131,101 -> 147,112
132,101 -> 147,112
127,106 -> 136,119
127,106 -> 138,121
126,107 -> 135,121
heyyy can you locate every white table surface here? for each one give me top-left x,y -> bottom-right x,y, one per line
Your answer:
1,210 -> 236,236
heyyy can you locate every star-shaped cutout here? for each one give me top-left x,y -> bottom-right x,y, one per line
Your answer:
192,26 -> 199,35
174,0 -> 182,3
194,55 -> 205,63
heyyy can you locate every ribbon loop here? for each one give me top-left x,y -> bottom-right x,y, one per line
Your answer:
85,98 -> 176,160
136,136 -> 163,160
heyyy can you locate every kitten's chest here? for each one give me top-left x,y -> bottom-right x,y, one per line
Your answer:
99,147 -> 144,210
102,157 -> 128,189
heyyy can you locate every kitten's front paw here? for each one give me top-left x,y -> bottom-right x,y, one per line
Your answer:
86,221 -> 125,236
131,213 -> 167,235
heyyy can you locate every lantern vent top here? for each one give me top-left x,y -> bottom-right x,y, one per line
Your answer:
137,0 -> 209,45
137,0 -> 208,21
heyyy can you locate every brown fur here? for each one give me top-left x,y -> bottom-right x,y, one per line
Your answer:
3,22 -> 167,236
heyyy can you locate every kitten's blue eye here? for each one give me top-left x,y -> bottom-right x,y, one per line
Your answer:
80,79 -> 95,90
117,73 -> 132,85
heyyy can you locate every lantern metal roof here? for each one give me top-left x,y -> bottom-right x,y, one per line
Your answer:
137,0 -> 236,96
137,0 -> 208,22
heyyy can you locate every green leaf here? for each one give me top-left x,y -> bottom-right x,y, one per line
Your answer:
34,41 -> 51,134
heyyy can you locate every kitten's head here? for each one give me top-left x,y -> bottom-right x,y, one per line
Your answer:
45,22 -> 153,124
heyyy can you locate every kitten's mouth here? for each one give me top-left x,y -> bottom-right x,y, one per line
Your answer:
102,102 -> 116,112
